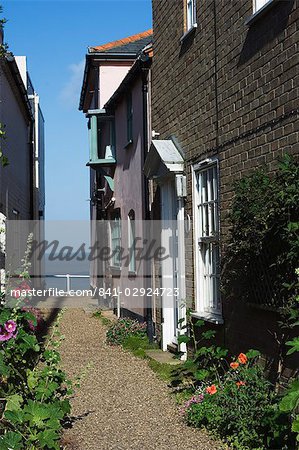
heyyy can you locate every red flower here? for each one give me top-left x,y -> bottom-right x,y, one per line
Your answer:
230,362 -> 239,370
238,353 -> 248,364
206,385 -> 217,395
236,381 -> 246,388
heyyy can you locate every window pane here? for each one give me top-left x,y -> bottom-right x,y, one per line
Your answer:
111,216 -> 121,267
196,163 -> 221,316
254,0 -> 269,12
128,213 -> 136,273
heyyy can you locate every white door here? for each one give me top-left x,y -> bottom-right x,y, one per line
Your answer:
160,180 -> 179,350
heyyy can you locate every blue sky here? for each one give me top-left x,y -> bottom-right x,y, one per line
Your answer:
1,0 -> 152,220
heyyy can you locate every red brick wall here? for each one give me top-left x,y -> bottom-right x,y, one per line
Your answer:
151,0 -> 299,361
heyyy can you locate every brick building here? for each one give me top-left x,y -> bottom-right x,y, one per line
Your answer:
146,0 -> 299,360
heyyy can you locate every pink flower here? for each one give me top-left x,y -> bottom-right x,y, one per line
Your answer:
0,326 -> 13,342
4,320 -> 17,333
20,282 -> 31,292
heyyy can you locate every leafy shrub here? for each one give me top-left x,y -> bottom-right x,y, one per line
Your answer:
183,351 -> 294,450
171,310 -> 228,390
106,318 -> 147,346
0,236 -> 74,449
280,269 -> 299,444
223,154 -> 299,312
0,308 -> 73,449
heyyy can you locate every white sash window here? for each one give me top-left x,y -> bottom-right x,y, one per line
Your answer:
193,160 -> 222,322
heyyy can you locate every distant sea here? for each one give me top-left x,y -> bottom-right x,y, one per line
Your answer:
44,252 -> 90,291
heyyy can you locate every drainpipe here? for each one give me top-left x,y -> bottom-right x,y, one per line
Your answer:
29,119 -> 34,220
141,62 -> 154,341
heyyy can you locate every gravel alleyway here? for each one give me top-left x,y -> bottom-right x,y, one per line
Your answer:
60,309 -> 222,450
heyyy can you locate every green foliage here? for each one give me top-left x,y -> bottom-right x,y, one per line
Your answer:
280,278 -> 299,444
223,154 -> 299,313
147,359 -> 175,382
0,309 -> 73,449
122,334 -> 158,359
92,309 -> 112,327
184,352 -> 294,450
0,238 -> 75,449
106,317 -> 147,346
171,310 -> 228,389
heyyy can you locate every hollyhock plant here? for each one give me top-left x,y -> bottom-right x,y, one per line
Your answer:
4,320 -> 17,334
0,323 -> 17,342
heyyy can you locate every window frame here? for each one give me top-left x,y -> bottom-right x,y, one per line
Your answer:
128,210 -> 136,274
192,158 -> 222,324
110,210 -> 122,269
186,0 -> 197,31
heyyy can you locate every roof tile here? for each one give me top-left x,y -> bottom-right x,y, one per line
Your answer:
89,29 -> 153,54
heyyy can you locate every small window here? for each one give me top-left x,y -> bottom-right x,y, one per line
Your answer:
128,210 -> 136,273
254,0 -> 270,13
186,0 -> 196,30
110,210 -> 121,268
126,92 -> 133,144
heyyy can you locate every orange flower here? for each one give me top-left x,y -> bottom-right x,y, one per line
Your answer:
236,381 -> 246,388
230,362 -> 239,370
238,353 -> 248,364
206,385 -> 217,395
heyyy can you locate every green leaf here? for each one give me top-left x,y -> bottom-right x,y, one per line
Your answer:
177,334 -> 190,345
0,431 -> 23,449
26,369 -> 38,390
0,352 -> 10,376
37,430 -> 60,449
22,312 -> 37,327
280,381 -> 299,412
286,337 -> 299,355
5,394 -> 23,412
246,349 -> 261,359
292,415 -> 299,433
0,309 -> 11,325
194,319 -> 205,328
202,330 -> 216,340
4,410 -> 24,424
194,369 -> 209,381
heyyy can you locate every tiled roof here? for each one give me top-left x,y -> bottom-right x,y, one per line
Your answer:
89,29 -> 153,54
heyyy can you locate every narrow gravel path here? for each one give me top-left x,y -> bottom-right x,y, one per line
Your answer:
60,308 -> 221,450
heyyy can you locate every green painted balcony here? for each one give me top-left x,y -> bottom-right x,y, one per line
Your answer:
86,113 -> 116,169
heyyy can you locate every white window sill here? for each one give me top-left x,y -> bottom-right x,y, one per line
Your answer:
245,0 -> 278,26
191,311 -> 224,325
109,266 -> 121,276
180,23 -> 197,43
